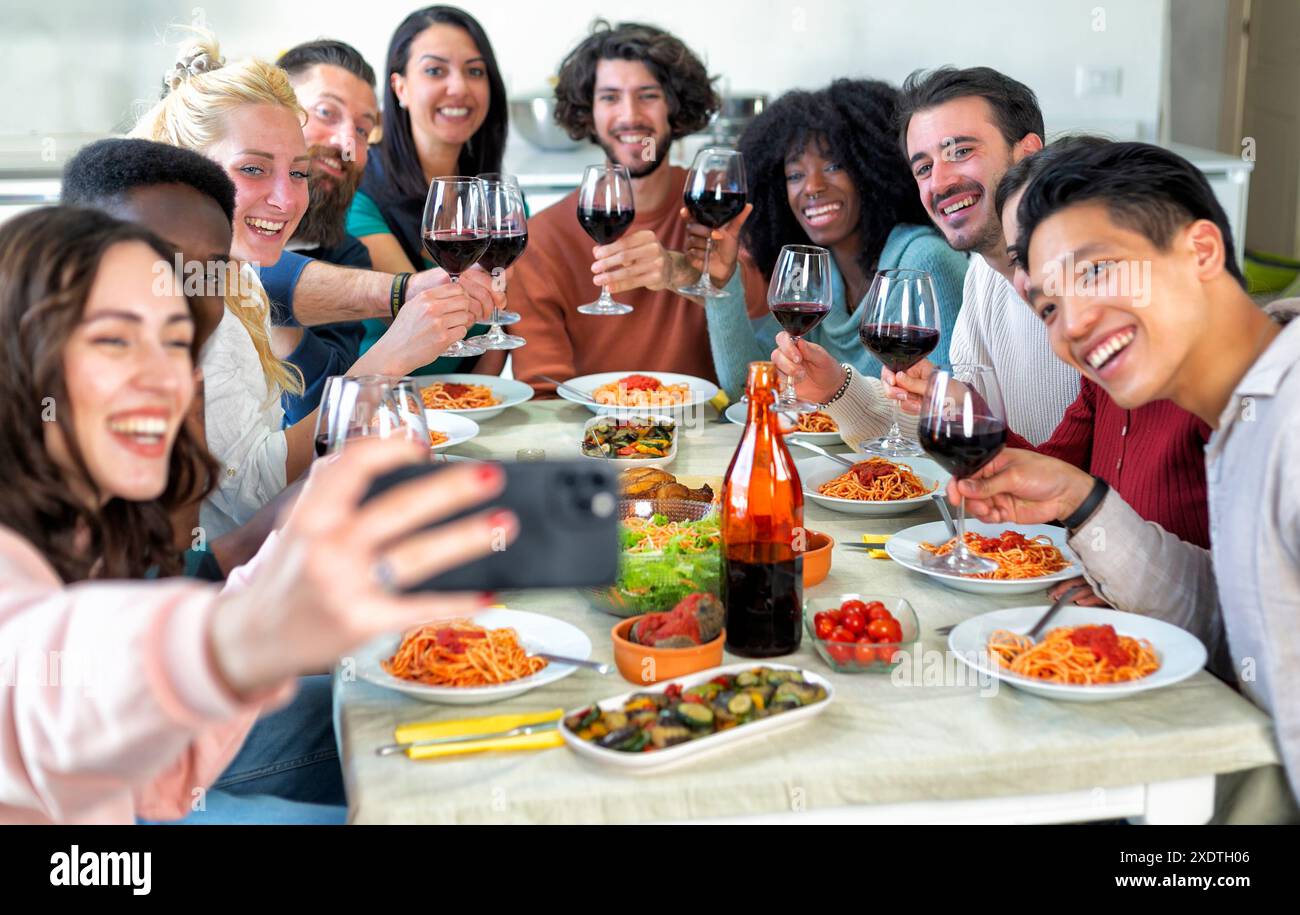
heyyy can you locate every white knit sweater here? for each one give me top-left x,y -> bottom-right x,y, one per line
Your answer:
829,253 -> 1080,449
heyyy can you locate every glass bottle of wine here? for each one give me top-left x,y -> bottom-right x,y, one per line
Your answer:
721,361 -> 805,657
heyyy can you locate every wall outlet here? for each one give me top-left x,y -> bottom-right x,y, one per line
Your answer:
1075,65 -> 1123,98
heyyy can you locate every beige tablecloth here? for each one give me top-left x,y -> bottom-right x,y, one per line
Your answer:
334,400 -> 1279,823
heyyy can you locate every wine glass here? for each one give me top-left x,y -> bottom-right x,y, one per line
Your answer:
330,376 -> 433,455
466,176 -> 527,350
677,147 -> 746,299
917,364 -> 1008,575
576,163 -> 635,315
475,172 -> 522,327
858,268 -> 942,457
422,176 -> 489,358
313,374 -> 352,457
768,244 -> 833,412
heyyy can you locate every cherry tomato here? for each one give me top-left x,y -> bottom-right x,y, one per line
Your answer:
876,645 -> 900,665
814,610 -> 834,630
827,641 -> 854,665
830,626 -> 856,643
815,616 -> 836,640
840,598 -> 869,617
865,601 -> 892,622
840,608 -> 867,635
868,617 -> 904,644
853,638 -> 876,665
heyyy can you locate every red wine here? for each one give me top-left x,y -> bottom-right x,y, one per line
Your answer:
684,188 -> 746,228
478,232 -> 528,272
722,544 -> 803,657
771,302 -> 831,338
422,231 -> 489,275
314,434 -> 331,458
918,414 -> 1007,478
577,207 -> 635,245
860,323 -> 941,372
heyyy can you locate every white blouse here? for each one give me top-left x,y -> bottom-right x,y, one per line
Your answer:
198,265 -> 287,541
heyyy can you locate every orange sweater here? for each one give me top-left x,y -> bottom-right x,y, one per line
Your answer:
508,166 -> 718,395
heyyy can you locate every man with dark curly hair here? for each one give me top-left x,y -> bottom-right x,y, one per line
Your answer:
508,21 -> 726,394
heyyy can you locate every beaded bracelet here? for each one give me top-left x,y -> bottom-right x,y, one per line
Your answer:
821,363 -> 855,408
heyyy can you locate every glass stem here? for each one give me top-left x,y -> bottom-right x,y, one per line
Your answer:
699,237 -> 714,290
887,399 -> 902,442
954,494 -> 971,558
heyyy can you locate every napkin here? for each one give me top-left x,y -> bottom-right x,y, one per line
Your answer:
395,708 -> 564,760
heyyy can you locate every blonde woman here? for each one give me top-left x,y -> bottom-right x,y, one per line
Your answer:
132,32 -> 482,538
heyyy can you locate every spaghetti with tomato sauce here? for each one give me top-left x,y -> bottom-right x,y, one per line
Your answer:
987,624 -> 1160,684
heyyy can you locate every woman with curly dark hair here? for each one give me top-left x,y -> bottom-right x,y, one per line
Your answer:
508,21 -> 726,394
689,79 -> 968,399
0,206 -> 513,823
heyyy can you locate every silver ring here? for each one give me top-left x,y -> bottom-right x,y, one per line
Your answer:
371,557 -> 398,593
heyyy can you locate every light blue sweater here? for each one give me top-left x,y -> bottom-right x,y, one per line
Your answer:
705,223 -> 969,400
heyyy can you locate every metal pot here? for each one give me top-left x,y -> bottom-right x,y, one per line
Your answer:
510,95 -> 584,152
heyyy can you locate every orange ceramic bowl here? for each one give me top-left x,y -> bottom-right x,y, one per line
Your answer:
610,616 -> 725,685
802,530 -> 835,587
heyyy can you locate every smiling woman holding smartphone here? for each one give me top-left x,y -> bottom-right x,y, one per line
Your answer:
0,206 -> 515,825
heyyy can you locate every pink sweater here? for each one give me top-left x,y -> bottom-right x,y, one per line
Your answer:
0,526 -> 291,824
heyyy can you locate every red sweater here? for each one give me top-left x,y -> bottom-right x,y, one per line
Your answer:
1005,379 -> 1211,548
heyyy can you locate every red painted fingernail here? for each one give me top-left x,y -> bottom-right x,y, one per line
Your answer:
488,509 -> 514,530
480,591 -> 497,605
476,463 -> 502,484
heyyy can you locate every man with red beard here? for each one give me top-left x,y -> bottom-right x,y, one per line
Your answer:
261,39 -> 500,422
508,21 -> 724,394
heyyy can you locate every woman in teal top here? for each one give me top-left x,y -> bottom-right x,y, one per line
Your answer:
696,79 -> 967,399
348,5 -> 509,373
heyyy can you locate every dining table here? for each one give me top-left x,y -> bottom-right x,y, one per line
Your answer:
332,398 -> 1280,824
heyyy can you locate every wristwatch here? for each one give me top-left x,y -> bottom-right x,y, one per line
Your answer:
1061,475 -> 1110,531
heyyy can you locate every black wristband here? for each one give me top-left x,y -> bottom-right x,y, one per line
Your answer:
1062,475 -> 1110,531
390,272 -> 412,319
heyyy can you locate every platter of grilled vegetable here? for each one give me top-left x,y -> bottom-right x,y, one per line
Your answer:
581,414 -> 677,467
560,663 -> 833,772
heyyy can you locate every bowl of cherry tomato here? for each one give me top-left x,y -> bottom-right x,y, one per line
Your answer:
804,593 -> 919,673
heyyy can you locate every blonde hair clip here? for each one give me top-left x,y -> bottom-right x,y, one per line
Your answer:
164,45 -> 224,92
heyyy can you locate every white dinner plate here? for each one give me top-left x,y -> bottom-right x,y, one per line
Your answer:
354,608 -> 592,705
795,455 -> 947,517
947,605 -> 1207,703
886,520 -> 1080,594
423,411 -> 479,452
413,373 -> 534,421
559,662 -> 834,773
556,371 -> 720,416
723,401 -> 843,446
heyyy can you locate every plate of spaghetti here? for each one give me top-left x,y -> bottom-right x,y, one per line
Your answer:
422,411 -> 479,452
795,455 -> 946,516
355,608 -> 592,704
557,372 -> 719,415
414,374 -> 534,421
724,402 -> 842,445
886,521 -> 1079,594
948,605 -> 1206,702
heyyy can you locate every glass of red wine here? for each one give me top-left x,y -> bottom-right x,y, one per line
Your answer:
313,374 -> 351,457
768,244 -> 833,412
422,176 -> 489,358
918,364 -> 1007,576
329,376 -> 432,454
474,172 -> 523,327
858,268 -> 942,458
466,175 -> 527,350
677,147 -> 746,299
577,163 -> 635,315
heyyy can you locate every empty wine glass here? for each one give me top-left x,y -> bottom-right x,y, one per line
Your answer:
677,147 -> 747,299
858,268 -> 942,458
918,363 -> 1008,576
330,376 -> 432,455
422,176 -> 488,358
576,163 -> 635,315
768,244 -> 833,412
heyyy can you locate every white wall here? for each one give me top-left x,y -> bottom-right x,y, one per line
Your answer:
1,0 -> 1167,139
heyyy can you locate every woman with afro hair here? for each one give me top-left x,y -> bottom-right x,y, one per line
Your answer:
688,79 -> 967,399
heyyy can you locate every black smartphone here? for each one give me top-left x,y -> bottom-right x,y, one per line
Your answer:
361,459 -> 620,592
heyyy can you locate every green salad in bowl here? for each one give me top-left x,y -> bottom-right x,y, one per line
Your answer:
587,500 -> 721,617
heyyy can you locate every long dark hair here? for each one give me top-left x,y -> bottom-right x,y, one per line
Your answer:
0,206 -> 217,582
376,5 -> 507,201
739,79 -> 930,281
